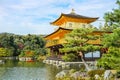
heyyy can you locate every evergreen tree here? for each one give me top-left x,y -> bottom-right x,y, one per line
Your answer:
97,28 -> 120,69
97,0 -> 120,69
60,27 -> 100,71
0,33 -> 46,57
19,34 -> 46,58
104,0 -> 120,30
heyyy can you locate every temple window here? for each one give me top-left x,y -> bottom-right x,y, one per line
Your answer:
69,23 -> 72,28
84,51 -> 100,58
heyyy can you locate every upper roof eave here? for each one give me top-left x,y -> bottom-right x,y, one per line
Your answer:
50,13 -> 99,25
50,13 -> 64,25
44,27 -> 72,38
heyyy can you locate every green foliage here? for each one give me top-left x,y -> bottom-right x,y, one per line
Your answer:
79,64 -> 86,72
116,70 -> 120,78
69,69 -> 77,74
83,45 -> 100,52
64,28 -> 96,46
102,28 -> 120,48
37,55 -> 46,61
97,0 -> 120,69
0,48 -> 13,57
97,27 -> 120,70
0,33 -> 19,56
23,50 -> 35,57
62,53 -> 76,62
19,51 -> 25,57
88,69 -> 105,77
97,47 -> 120,69
19,34 -> 46,59
46,48 -> 52,58
56,77 -> 86,80
0,33 -> 46,58
104,0 -> 120,30
0,33 -> 14,47
99,0 -> 120,31
60,28 -> 100,61
61,28 -> 100,52
23,34 -> 46,50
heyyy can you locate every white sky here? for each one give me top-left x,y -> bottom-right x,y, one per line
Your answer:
0,0 -> 117,35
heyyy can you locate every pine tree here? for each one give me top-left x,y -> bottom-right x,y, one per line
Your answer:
60,27 -> 100,71
97,28 -> 120,69
97,0 -> 120,69
104,0 -> 120,29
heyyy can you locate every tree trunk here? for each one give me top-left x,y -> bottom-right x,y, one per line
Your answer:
79,51 -> 91,71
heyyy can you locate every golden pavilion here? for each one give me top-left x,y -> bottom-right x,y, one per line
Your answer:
45,9 -> 111,60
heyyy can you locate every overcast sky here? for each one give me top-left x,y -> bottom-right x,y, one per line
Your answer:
0,0 -> 117,35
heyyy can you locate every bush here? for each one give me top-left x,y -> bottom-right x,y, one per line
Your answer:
19,50 -> 35,57
62,53 -> 76,62
116,70 -> 120,78
37,55 -> 46,61
19,51 -> 25,57
88,69 -> 105,77
0,48 -> 13,57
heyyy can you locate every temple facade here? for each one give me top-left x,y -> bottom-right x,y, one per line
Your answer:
45,9 -> 111,61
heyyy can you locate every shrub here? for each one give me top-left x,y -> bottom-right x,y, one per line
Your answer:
19,50 -> 35,57
0,48 -> 13,57
88,69 -> 105,77
19,51 -> 25,57
69,69 -> 76,74
37,55 -> 46,61
116,70 -> 120,78
25,50 -> 34,57
62,53 -> 76,62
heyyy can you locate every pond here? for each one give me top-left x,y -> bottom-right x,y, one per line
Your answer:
0,60 -> 62,80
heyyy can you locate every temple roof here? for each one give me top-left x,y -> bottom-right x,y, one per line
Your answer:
45,27 -> 112,47
61,13 -> 98,19
45,27 -> 112,40
44,27 -> 72,40
50,10 -> 99,26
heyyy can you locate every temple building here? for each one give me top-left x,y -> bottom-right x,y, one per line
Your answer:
45,9 -> 111,61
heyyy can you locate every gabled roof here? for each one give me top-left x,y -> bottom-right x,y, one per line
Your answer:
50,12 -> 99,26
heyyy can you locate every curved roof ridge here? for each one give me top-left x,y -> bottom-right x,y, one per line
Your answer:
44,27 -> 72,38
62,13 -> 99,19
50,13 -> 63,25
50,12 -> 99,25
